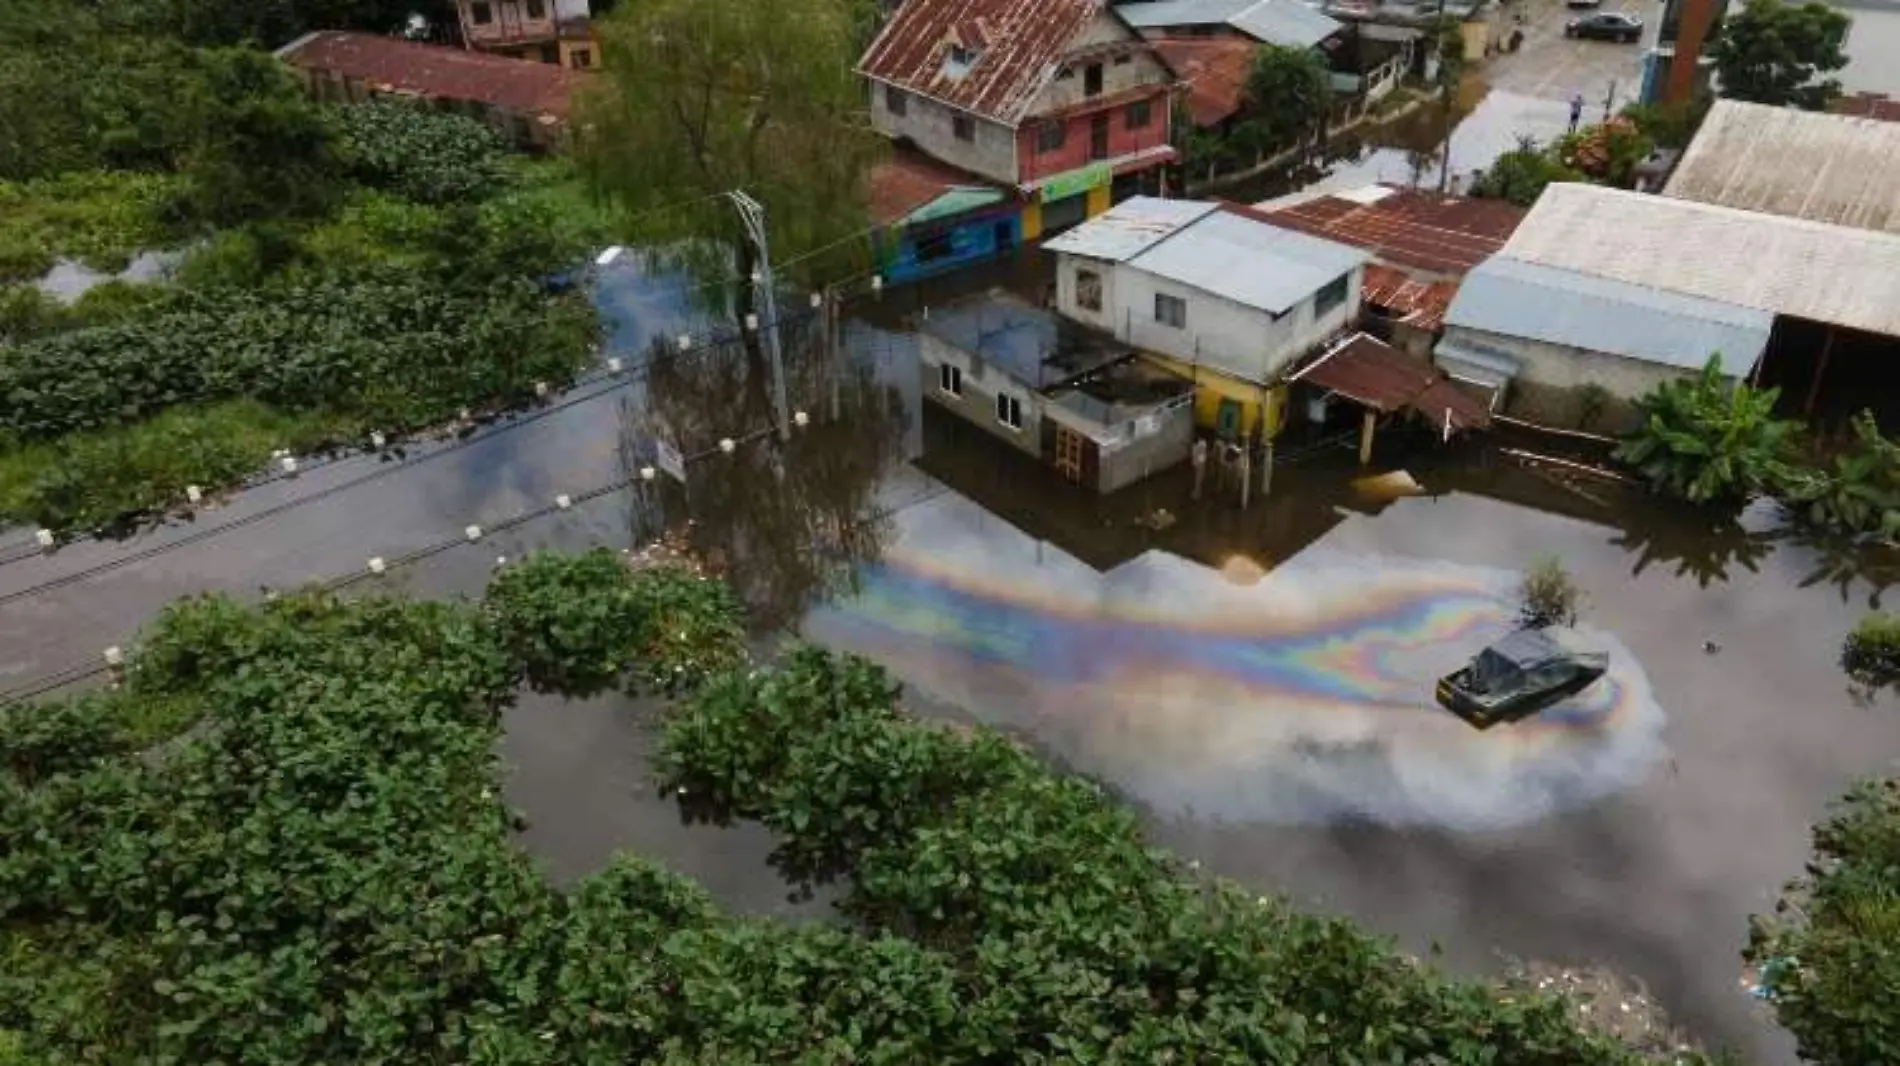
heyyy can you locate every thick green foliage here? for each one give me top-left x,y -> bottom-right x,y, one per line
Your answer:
0,269 -> 593,442
1842,612 -> 1900,688
334,100 -> 509,205
0,172 -> 186,283
1710,0 -> 1851,110
1748,778 -> 1900,1066
175,48 -> 346,227
486,550 -> 747,697
1470,136 -> 1587,206
1781,411 -> 1900,541
1613,357 -> 1799,504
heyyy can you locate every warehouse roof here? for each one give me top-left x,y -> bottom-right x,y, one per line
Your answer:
275,31 -> 581,119
1444,256 -> 1772,376
1499,183 -> 1900,338
1664,99 -> 1900,235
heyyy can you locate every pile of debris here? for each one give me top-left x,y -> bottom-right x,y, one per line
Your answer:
1499,959 -> 1704,1062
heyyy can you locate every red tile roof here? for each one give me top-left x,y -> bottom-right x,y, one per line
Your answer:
1835,92 -> 1900,123
277,30 -> 582,119
857,0 -> 1105,125
1360,263 -> 1456,331
1291,331 -> 1488,430
1253,186 -> 1526,277
1151,36 -> 1254,127
868,144 -> 1005,225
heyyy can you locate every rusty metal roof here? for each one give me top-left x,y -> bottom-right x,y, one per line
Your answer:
1290,331 -> 1489,430
1151,36 -> 1254,127
1836,92 -> 1900,123
1360,263 -> 1455,331
867,144 -> 1007,226
856,0 -> 1105,125
276,31 -> 582,119
1255,184 -> 1524,277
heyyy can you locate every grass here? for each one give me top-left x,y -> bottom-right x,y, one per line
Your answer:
1843,612 -> 1900,689
0,171 -> 186,283
0,399 -> 355,535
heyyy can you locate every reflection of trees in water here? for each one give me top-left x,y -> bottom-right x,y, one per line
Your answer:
1609,501 -> 1776,588
618,313 -> 908,629
1788,530 -> 1900,611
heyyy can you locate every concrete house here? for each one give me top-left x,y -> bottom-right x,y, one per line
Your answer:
858,0 -> 1178,240
919,291 -> 1195,492
1044,197 -> 1369,439
453,0 -> 596,69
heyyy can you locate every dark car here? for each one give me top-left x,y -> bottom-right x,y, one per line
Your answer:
1566,0 -> 1602,7
1435,628 -> 1609,729
1565,11 -> 1643,40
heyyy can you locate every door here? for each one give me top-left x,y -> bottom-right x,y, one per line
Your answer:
1054,425 -> 1085,484
1090,113 -> 1110,160
993,220 -> 1014,252
1041,193 -> 1088,233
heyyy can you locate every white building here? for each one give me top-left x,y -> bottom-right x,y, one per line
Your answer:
1044,197 -> 1369,391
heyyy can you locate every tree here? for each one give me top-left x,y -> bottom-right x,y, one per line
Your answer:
1710,0 -> 1851,110
1242,44 -> 1333,162
1779,411 -> 1900,541
1613,356 -> 1800,504
176,47 -> 344,227
1555,117 -> 1655,188
574,0 -> 882,292
1469,135 -> 1584,205
1747,777 -> 1900,1066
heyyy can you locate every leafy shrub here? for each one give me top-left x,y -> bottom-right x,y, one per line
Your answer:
1613,356 -> 1799,503
334,99 -> 509,205
1518,556 -> 1582,628
1842,612 -> 1900,688
1747,777 -> 1900,1066
0,171 -> 186,283
1781,411 -> 1900,540
486,549 -> 746,696
1469,135 -> 1585,206
1555,117 -> 1655,188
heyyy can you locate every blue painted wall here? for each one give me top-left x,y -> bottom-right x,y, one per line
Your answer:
879,209 -> 1021,285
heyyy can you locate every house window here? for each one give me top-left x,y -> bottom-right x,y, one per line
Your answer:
539,42 -> 559,62
1036,120 -> 1065,153
886,86 -> 908,115
526,0 -> 545,17
953,114 -> 975,141
470,1 -> 492,23
1114,52 -> 1132,65
1125,100 -> 1152,129
1314,273 -> 1349,317
949,44 -> 977,66
1056,66 -> 1075,80
1084,63 -> 1103,96
915,230 -> 954,262
1154,292 -> 1186,329
571,47 -> 593,68
1075,269 -> 1103,311
996,392 -> 1024,430
939,363 -> 963,397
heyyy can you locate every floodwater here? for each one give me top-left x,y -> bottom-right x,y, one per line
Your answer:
35,250 -> 185,302
5,252 -> 1898,1064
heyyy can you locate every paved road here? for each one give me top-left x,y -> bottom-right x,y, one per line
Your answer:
1487,0 -> 1657,109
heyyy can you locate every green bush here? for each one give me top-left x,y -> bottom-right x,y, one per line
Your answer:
486,549 -> 747,696
334,99 -> 509,205
1781,411 -> 1900,540
1614,356 -> 1800,503
1748,778 -> 1900,1066
1843,612 -> 1900,688
1470,136 -> 1586,206
0,171 -> 186,283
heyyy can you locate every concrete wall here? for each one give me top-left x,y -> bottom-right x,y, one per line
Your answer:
1054,253 -> 1362,384
918,333 -> 1042,457
1095,399 -> 1193,491
1015,87 -> 1172,183
1438,324 -> 1711,432
871,86 -> 1020,185
1031,14 -> 1173,113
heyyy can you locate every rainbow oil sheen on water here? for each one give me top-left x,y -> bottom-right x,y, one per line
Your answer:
802,495 -> 1669,831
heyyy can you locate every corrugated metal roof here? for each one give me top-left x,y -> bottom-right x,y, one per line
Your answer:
1835,92 -> 1900,123
1120,0 -> 1255,28
857,0 -> 1103,125
1128,204 -> 1368,314
1290,331 -> 1489,428
1444,256 -> 1772,375
1663,99 -> 1900,235
868,144 -> 1007,226
1361,263 -> 1455,330
1256,183 -> 1524,276
1229,0 -> 1342,48
922,292 -> 1127,386
1501,183 -> 1900,338
276,31 -> 581,119
1042,196 -> 1219,261
1150,36 -> 1255,126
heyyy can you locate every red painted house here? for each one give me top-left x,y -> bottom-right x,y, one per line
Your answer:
858,0 -> 1177,238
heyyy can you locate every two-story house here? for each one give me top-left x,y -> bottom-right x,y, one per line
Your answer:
454,0 -> 595,70
858,0 -> 1178,245
1044,196 -> 1370,440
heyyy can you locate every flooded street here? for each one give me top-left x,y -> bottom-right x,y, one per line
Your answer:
5,243 -> 1896,1064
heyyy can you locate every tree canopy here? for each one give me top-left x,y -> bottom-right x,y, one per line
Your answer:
1709,0 -> 1852,110
1242,44 -> 1334,158
574,0 -> 883,287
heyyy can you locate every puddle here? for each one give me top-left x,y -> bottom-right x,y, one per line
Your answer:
35,250 -> 184,303
803,495 -> 1668,831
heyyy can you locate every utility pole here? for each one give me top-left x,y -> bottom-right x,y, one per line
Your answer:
727,190 -> 792,442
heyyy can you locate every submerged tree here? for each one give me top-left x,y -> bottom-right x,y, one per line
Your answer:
1709,0 -> 1851,110
1518,556 -> 1583,629
1613,356 -> 1800,505
573,0 -> 883,292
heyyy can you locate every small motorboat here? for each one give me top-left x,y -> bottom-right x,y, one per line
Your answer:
1436,627 -> 1609,729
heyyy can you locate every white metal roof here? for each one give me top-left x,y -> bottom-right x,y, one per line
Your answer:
1444,257 -> 1771,376
1664,99 -> 1900,235
1042,197 -> 1219,262
1126,208 -> 1368,315
1120,0 -> 1340,47
1500,183 -> 1900,338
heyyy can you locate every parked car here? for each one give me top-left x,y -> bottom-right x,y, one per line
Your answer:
1565,11 -> 1643,40
1435,627 -> 1609,729
1566,0 -> 1602,7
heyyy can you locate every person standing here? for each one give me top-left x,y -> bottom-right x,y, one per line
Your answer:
1569,92 -> 1584,132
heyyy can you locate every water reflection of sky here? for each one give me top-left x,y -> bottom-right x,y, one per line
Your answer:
804,491 -> 1670,831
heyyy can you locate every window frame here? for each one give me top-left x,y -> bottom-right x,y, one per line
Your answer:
1125,99 -> 1152,130
886,85 -> 908,115
1313,273 -> 1349,318
1084,63 -> 1103,96
1036,119 -> 1065,153
1075,269 -> 1103,312
570,47 -> 593,68
995,391 -> 1024,430
952,114 -> 976,142
471,0 -> 493,23
525,0 -> 546,18
1154,292 -> 1187,329
939,362 -> 963,397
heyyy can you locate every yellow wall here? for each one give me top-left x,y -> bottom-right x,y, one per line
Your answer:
1084,183 -> 1111,218
1020,199 -> 1043,241
1140,354 -> 1285,439
559,37 -> 595,69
